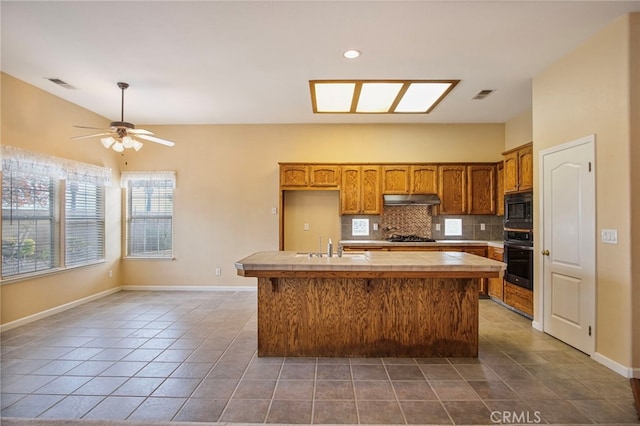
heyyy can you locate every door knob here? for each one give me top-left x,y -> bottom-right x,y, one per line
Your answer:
541,249 -> 550,256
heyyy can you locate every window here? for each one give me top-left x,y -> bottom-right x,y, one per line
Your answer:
122,172 -> 175,258
444,218 -> 463,236
2,171 -> 60,277
65,180 -> 105,266
1,146 -> 112,279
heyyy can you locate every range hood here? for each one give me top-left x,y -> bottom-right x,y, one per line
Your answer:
383,194 -> 441,205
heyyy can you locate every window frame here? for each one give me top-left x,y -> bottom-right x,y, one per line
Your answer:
122,171 -> 176,260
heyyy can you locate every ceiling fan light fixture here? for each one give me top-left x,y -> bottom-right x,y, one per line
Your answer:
112,142 -> 125,153
133,140 -> 144,151
101,136 -> 115,149
122,136 -> 134,149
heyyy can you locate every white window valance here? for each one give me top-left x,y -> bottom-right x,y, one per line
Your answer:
120,171 -> 176,189
1,145 -> 113,186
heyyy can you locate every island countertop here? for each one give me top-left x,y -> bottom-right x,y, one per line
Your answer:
235,250 -> 505,277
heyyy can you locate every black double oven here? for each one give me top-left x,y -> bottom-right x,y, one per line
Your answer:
503,192 -> 534,290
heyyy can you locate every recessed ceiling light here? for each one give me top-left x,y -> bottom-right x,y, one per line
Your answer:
343,49 -> 361,59
309,80 -> 460,114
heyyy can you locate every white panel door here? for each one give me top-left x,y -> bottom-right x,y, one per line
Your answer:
541,135 -> 595,354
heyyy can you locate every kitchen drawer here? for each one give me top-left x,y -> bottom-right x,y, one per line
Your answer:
487,246 -> 504,261
462,247 -> 487,257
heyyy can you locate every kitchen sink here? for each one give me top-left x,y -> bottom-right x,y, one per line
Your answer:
295,252 -> 367,259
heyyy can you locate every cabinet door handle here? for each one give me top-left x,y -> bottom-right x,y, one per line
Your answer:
541,249 -> 550,256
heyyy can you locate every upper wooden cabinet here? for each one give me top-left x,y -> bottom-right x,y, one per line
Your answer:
467,164 -> 496,215
503,143 -> 533,193
340,165 -> 381,215
310,165 -> 341,187
438,164 -> 496,215
280,162 -> 497,216
410,165 -> 438,194
496,162 -> 505,216
280,163 -> 340,188
382,164 -> 439,195
382,166 -> 410,194
280,164 -> 309,188
438,165 -> 467,215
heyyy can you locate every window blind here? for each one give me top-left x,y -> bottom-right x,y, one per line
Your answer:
65,181 -> 105,266
123,172 -> 175,258
1,171 -> 60,277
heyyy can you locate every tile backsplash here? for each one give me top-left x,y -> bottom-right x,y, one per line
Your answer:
341,205 -> 504,241
430,214 -> 504,241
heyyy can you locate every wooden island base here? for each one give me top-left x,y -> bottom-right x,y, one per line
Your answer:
257,275 -> 479,358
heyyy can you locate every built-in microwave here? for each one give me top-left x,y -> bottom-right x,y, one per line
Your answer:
504,192 -> 533,230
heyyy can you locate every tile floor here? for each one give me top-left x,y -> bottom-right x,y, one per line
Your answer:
0,290 -> 638,425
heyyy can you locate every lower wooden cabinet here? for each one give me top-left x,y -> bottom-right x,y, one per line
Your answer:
487,246 -> 504,300
503,281 -> 533,316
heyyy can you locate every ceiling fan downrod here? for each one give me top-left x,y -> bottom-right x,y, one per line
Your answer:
112,82 -> 133,129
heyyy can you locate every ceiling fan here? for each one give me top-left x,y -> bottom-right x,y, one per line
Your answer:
72,82 -> 175,152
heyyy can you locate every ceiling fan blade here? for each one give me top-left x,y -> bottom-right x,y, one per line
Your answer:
71,132 -> 112,140
74,125 -> 110,131
136,134 -> 175,147
127,128 -> 153,135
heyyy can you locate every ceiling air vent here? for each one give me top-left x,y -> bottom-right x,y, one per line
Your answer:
472,89 -> 494,100
47,78 -> 76,89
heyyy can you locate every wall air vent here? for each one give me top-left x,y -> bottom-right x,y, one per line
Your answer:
472,89 -> 494,100
47,78 -> 76,89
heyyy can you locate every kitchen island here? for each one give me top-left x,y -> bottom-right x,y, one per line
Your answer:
235,251 -> 505,358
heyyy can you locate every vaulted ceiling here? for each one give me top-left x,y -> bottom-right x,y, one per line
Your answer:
2,1 -> 639,125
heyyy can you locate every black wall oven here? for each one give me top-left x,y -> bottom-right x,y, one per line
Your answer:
503,229 -> 533,290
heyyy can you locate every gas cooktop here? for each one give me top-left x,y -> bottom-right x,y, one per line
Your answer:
384,234 -> 436,242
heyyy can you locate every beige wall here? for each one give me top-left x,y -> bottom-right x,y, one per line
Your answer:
283,191 -> 341,253
505,109 -> 533,151
1,74 -> 122,325
532,14 -> 637,371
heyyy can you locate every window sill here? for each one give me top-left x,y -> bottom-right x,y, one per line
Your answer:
1,260 -> 107,285
122,256 -> 176,261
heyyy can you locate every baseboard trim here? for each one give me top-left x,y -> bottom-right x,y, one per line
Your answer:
121,285 -> 256,292
0,287 -> 122,333
531,320 -> 543,331
592,351 -> 637,378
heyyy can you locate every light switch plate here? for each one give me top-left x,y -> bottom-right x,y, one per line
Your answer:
601,229 -> 618,244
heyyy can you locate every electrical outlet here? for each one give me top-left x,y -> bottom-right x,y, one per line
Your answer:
215,267 -> 221,276
304,223 -> 309,231
480,223 -> 486,231
271,207 -> 278,215
108,270 -> 112,278
373,223 -> 379,231
435,224 -> 441,231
